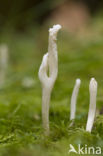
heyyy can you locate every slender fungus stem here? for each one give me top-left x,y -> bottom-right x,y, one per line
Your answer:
38,25 -> 61,135
86,78 -> 97,132
0,44 -> 8,87
70,79 -> 81,121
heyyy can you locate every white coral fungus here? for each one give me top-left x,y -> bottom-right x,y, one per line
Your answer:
70,79 -> 81,120
38,24 -> 61,135
86,78 -> 97,132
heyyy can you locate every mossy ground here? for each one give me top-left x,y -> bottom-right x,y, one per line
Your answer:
0,17 -> 103,156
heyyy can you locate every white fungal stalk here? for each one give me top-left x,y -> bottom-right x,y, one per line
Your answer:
38,24 -> 61,135
0,44 -> 8,87
86,78 -> 97,132
70,79 -> 81,120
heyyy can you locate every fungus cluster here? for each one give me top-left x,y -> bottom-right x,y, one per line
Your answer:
39,25 -> 98,135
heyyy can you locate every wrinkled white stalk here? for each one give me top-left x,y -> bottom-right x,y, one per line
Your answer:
0,44 -> 8,87
70,79 -> 81,120
86,78 -> 97,132
38,25 -> 61,135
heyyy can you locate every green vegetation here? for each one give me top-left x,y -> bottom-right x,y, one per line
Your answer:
0,17 -> 103,156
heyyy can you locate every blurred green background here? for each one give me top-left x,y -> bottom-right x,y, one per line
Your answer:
0,0 -> 103,156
